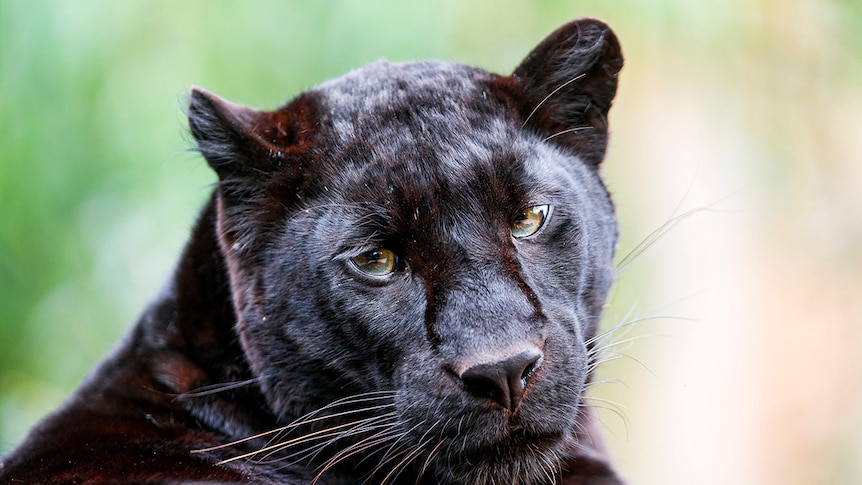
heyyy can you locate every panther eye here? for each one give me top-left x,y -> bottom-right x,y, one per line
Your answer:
350,249 -> 399,276
511,205 -> 552,239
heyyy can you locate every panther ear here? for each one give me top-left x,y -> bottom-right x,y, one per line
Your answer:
188,87 -> 317,189
513,18 -> 623,166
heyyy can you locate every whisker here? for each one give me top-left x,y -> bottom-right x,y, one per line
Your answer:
302,415 -> 401,466
582,396 -> 631,414
588,305 -> 639,346
380,437 -> 435,485
415,438 -> 446,485
312,428 -> 406,484
261,414 -> 399,466
591,350 -> 657,378
264,400 -> 396,445
277,423 -> 402,469
367,419 -> 431,479
586,354 -> 625,375
589,332 -> 673,357
580,397 -> 631,437
540,126 -> 592,143
538,449 -> 557,485
520,74 -> 586,131
589,313 -> 696,348
217,416 -> 384,465
191,427 -> 290,454
191,397 -> 395,454
583,378 -> 627,391
615,193 -> 736,272
174,376 -> 264,399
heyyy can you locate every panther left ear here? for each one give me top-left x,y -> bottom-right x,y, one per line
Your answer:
188,87 -> 318,192
512,18 -> 623,166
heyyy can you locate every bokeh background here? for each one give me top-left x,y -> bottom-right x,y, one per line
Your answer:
2,1 -> 861,483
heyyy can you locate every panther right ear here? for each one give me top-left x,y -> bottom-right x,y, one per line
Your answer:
512,18 -> 623,166
188,87 -> 318,189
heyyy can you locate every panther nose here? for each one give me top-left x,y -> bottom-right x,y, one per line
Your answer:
457,348 -> 543,413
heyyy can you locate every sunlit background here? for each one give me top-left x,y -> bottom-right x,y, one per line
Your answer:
1,1 -> 861,483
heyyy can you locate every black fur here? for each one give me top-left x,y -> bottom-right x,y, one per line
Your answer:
0,18 -> 624,484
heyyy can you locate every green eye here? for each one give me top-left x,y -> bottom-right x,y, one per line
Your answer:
511,205 -> 551,239
350,249 -> 398,276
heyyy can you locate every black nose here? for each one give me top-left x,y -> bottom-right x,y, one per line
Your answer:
458,348 -> 543,413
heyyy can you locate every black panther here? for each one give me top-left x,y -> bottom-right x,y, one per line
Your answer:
1,18 -> 624,484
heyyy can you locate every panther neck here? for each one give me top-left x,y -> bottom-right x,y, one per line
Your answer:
136,193 -> 277,439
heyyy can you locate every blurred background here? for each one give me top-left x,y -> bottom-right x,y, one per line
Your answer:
1,1 -> 860,483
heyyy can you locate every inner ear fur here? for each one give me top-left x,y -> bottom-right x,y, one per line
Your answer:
187,87 -> 319,186
512,18 -> 623,165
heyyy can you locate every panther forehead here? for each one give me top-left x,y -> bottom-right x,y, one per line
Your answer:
317,59 -> 489,113
314,60 -> 505,147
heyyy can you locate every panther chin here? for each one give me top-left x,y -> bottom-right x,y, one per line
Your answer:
433,431 -> 570,485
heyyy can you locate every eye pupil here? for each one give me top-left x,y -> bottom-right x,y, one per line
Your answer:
351,248 -> 398,276
511,205 -> 551,238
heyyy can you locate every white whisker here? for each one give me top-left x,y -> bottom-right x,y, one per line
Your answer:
174,376 -> 265,399
415,438 -> 446,485
520,73 -> 586,131
541,126 -> 592,143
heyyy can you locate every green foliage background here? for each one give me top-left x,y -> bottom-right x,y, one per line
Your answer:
2,1 -> 861,484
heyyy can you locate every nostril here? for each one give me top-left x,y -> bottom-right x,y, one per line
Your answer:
456,348 -> 543,413
461,374 -> 506,404
521,354 -> 543,382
